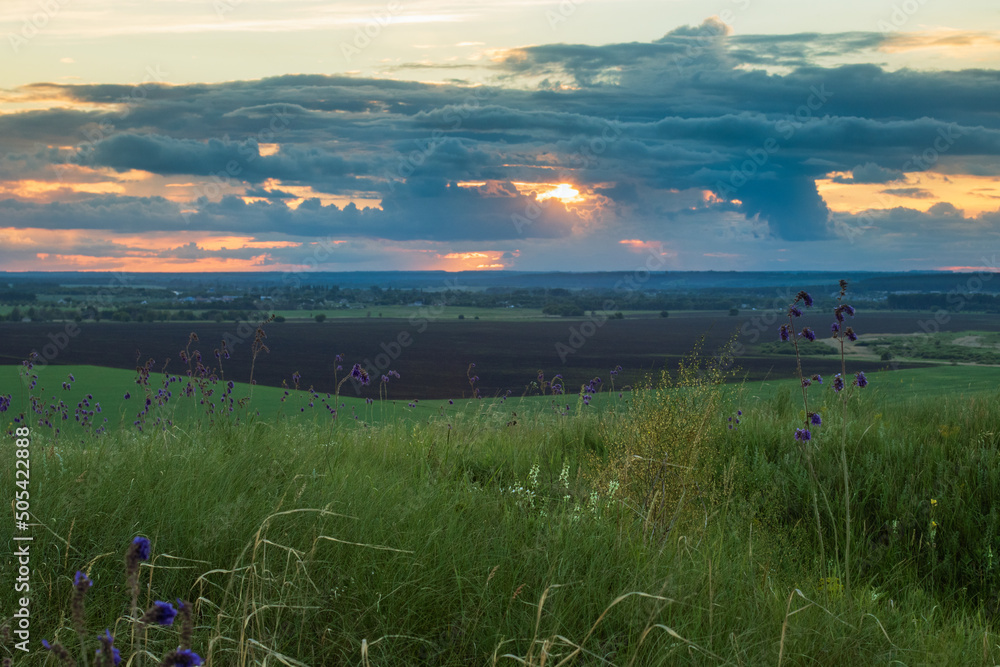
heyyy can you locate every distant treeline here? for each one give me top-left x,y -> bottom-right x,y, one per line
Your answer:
2,306 -> 252,323
4,280 -> 1000,319
4,269 -> 998,292
854,273 -> 1000,293
0,290 -> 37,304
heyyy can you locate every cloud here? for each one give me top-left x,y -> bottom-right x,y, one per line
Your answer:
734,177 -> 833,241
833,162 -> 904,184
881,187 -> 935,198
0,180 -> 582,242
2,25 -> 1000,262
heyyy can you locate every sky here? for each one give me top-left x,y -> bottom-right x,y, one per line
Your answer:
1,0 -> 999,273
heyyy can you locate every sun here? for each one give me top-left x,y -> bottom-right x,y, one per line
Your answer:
536,183 -> 583,204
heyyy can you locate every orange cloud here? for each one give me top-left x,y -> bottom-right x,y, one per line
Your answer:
817,172 -> 1000,217
435,250 -> 508,270
880,30 -> 1000,61
619,239 -> 676,259
24,254 -> 282,272
0,178 -> 126,201
0,228 -> 308,261
457,179 -> 588,205
242,179 -> 381,210
935,266 -> 1000,272
535,183 -> 583,204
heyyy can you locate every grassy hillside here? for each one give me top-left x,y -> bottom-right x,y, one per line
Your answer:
3,355 -> 1000,665
4,362 -> 998,435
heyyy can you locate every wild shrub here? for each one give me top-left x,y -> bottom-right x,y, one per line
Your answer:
591,337 -> 735,541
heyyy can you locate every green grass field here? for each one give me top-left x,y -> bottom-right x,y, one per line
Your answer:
0,363 -> 589,435
736,364 -> 1000,404
3,360 -> 1000,665
4,362 -> 999,435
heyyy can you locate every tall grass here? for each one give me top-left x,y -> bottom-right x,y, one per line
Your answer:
3,366 -> 1000,664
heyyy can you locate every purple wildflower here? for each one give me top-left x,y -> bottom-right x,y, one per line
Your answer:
796,291 -> 814,307
75,570 -> 92,589
810,412 -> 822,426
833,374 -> 845,392
42,640 -> 76,664
779,324 -> 790,342
161,649 -> 204,666
96,629 -> 122,666
794,428 -> 811,442
350,364 -> 370,386
854,371 -> 868,388
72,571 -> 92,634
846,327 -> 857,342
799,327 -> 816,341
831,322 -> 839,334
789,306 -> 802,318
131,536 -> 151,561
140,600 -> 178,626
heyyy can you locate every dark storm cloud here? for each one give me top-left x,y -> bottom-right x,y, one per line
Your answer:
733,177 -> 833,241
71,133 -> 367,185
832,162 -> 905,184
725,31 -> 886,67
840,202 -> 996,240
0,181 -> 578,242
149,240 -> 382,266
243,186 -> 298,199
2,20 -> 1000,245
